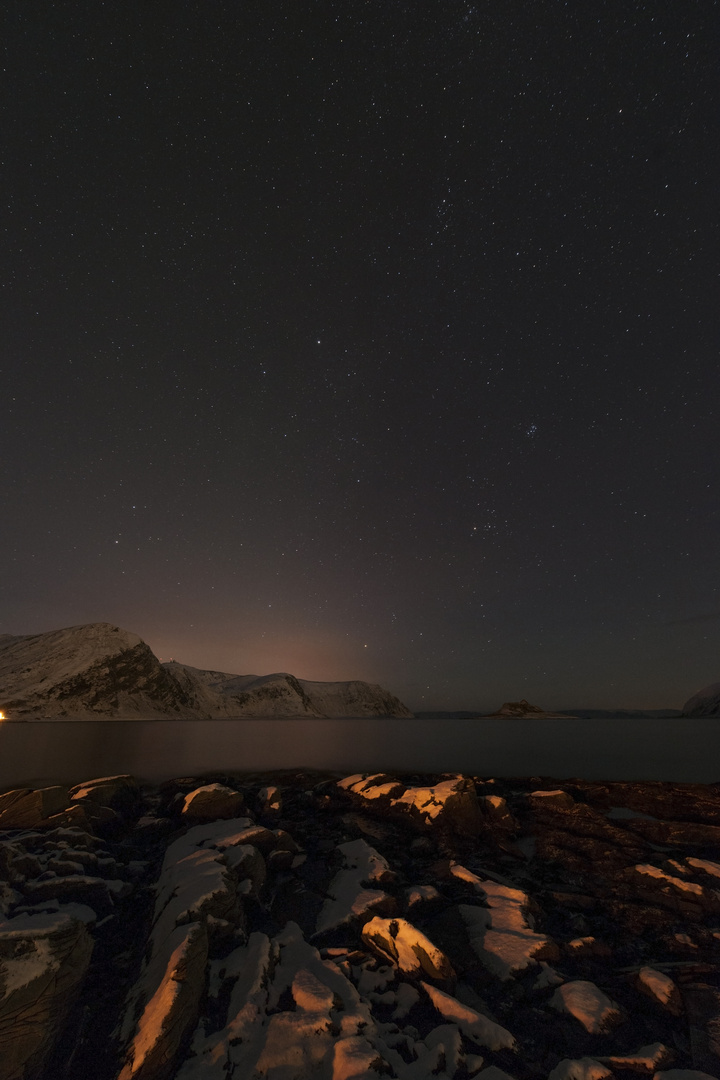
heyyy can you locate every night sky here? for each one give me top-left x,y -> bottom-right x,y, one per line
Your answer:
2,2 -> 718,712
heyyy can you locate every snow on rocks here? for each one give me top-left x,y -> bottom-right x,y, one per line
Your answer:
565,936 -> 611,958
685,856 -> 720,879
256,785 -> 282,816
118,921 -> 209,1080
0,910 -> 94,1080
550,981 -> 623,1034
405,884 -> 443,915
176,921 -> 377,1079
330,1034 -> 386,1079
449,863 -> 555,979
391,981 -> 420,1019
0,884 -> 21,919
0,776 -> 141,835
0,839 -> 42,883
392,776 -> 483,833
151,847 -> 241,943
221,843 -> 266,895
117,816 -> 256,1080
633,966 -> 683,1015
22,873 -> 129,917
533,962 -> 565,989
530,789 -> 575,809
2,768 -> 720,1079
652,1073 -> 719,1080
472,1067 -> 518,1080
547,1059 -> 614,1080
596,1042 -> 674,1071
421,982 -> 516,1051
68,773 -> 138,805
316,838 -> 397,934
68,774 -> 140,827
478,794 -> 518,830
204,821 -> 277,852
180,784 -> 245,821
338,773 -> 483,834
0,786 -> 69,829
633,864 -> 705,896
361,916 -> 455,982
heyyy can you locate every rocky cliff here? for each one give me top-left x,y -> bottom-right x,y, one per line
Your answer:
0,624 -> 194,718
0,623 -> 413,719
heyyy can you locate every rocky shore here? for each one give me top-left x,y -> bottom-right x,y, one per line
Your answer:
1,771 -> 719,1080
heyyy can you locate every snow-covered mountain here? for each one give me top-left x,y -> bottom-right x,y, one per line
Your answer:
682,681 -> 720,717
164,662 -> 413,718
0,623 -> 413,719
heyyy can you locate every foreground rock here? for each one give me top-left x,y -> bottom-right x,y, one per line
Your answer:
180,784 -> 245,821
337,772 -> 484,833
0,771 -> 719,1079
0,912 -> 93,1080
0,786 -> 69,829
550,981 -> 622,1034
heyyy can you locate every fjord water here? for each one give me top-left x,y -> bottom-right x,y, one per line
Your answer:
0,716 -> 718,789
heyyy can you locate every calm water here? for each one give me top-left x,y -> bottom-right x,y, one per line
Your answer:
0,716 -> 718,790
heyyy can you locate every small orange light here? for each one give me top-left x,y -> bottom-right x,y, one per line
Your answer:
0,711 -> 5,720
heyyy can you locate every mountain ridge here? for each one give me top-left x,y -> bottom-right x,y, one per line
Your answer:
0,622 -> 413,719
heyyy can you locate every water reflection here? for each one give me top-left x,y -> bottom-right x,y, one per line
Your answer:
0,717 -> 717,790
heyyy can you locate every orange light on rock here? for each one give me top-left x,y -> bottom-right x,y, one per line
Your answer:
0,711 -> 5,720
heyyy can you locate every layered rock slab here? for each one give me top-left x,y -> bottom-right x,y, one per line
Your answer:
549,981 -> 622,1034
176,921 -> 378,1079
316,838 -> 397,935
361,916 -> 455,983
117,817 -> 253,1080
337,773 -> 483,834
448,863 -> 555,979
0,911 -> 93,1080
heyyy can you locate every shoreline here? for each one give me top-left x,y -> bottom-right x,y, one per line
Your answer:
1,769 -> 719,1079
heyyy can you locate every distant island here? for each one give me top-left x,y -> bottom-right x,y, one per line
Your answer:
416,699 -> 689,720
0,623 -> 413,720
487,699 -> 572,718
416,700 -> 574,719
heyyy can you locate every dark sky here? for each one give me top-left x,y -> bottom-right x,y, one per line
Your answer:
2,1 -> 718,711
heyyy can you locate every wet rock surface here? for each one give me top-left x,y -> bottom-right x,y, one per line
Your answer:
0,771 -> 718,1079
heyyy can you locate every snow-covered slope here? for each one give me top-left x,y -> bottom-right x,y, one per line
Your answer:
0,624 -> 413,719
682,681 -> 720,717
297,677 -> 413,718
162,664 -> 319,717
0,624 -> 194,718
163,663 -> 413,718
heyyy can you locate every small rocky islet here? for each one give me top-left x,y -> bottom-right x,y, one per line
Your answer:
1,771 -> 719,1080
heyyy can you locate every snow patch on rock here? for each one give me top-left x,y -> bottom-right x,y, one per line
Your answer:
550,981 -> 622,1034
